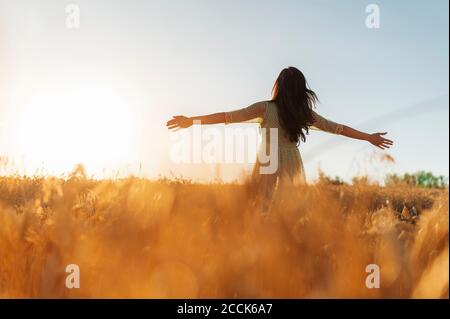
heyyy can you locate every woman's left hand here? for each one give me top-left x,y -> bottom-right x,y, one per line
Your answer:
166,116 -> 193,130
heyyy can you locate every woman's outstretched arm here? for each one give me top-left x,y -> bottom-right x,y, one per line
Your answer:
341,126 -> 393,150
311,111 -> 393,150
167,102 -> 266,130
167,113 -> 225,130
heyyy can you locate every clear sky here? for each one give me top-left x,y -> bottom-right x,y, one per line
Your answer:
0,0 -> 448,182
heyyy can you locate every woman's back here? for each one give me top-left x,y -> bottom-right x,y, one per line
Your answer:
227,100 -> 344,149
261,101 -> 298,149
231,100 -> 346,186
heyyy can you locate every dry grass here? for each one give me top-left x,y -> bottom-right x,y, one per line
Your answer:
0,173 -> 448,298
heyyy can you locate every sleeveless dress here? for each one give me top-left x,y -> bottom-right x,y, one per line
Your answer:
225,101 -> 343,199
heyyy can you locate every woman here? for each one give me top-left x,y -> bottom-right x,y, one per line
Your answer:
167,67 -> 393,207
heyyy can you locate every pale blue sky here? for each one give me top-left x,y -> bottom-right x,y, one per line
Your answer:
0,0 -> 448,181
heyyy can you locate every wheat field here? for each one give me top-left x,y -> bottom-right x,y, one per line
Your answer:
0,168 -> 448,299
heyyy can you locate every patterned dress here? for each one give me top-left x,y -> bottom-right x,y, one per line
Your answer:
225,101 -> 343,198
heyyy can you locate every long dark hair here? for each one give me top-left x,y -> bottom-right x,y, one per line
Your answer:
271,67 -> 318,144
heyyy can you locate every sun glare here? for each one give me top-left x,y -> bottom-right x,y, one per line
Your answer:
15,85 -> 137,177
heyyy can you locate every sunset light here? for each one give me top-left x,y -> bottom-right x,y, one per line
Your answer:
15,84 -> 137,176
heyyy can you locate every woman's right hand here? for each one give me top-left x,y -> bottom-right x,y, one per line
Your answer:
166,116 -> 193,130
368,132 -> 394,150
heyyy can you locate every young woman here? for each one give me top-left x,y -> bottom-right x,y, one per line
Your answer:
167,67 -> 393,206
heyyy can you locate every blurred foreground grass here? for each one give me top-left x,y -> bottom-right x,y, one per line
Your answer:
0,173 -> 448,298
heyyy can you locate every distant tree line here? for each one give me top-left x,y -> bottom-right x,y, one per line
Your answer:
317,170 -> 448,188
384,171 -> 448,188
